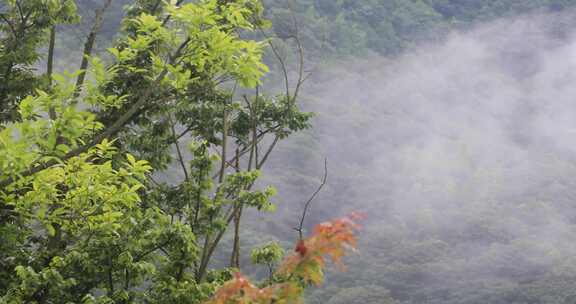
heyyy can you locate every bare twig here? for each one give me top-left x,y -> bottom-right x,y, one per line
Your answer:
169,114 -> 189,181
257,25 -> 290,99
256,135 -> 279,169
287,0 -> 305,102
296,158 -> 328,240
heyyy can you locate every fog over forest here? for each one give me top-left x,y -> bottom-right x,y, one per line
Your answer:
257,11 -> 576,303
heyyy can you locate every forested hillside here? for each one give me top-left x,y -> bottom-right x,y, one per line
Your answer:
264,0 -> 576,56
67,0 -> 576,59
3,1 -> 576,304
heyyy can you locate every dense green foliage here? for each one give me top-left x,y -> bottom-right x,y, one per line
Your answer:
0,0 -> 317,302
0,0 -> 78,122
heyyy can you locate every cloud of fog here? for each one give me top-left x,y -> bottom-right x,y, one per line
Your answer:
272,10 -> 576,301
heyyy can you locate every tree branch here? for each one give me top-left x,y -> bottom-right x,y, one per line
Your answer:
287,0 -> 305,102
196,202 -> 242,281
169,114 -> 189,181
47,25 -> 56,120
73,0 -> 113,98
256,135 -> 279,169
0,13 -> 17,37
296,158 -> 328,240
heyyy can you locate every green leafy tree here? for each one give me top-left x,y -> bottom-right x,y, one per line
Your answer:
0,0 -> 78,122
0,0 -> 314,302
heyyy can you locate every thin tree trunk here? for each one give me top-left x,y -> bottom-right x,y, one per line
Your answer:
230,204 -> 243,268
170,115 -> 189,181
47,25 -> 56,120
219,105 -> 228,183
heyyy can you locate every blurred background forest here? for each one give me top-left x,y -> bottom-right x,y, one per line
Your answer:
45,0 -> 576,303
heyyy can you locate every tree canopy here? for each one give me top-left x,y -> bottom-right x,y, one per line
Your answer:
0,0 -> 357,303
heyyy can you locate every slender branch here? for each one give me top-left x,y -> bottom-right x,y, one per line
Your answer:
0,13 -> 17,37
133,234 -> 174,262
211,125 -> 281,179
196,203 -> 241,281
230,203 -> 243,268
73,0 -> 113,98
192,180 -> 202,232
287,0 -> 305,102
150,0 -> 164,15
219,107 -> 228,183
244,95 -> 255,171
268,264 -> 274,282
296,158 -> 328,240
230,89 -> 260,268
257,25 -> 290,99
235,148 -> 240,173
292,23 -> 305,100
124,268 -> 130,291
191,157 -> 207,233
196,233 -> 212,281
219,82 -> 236,183
14,1 -> 24,26
169,114 -> 189,181
47,25 -> 56,120
176,125 -> 194,140
256,135 -> 279,169
107,254 -> 115,296
161,0 -> 185,26
254,87 -> 260,166
147,173 -> 161,186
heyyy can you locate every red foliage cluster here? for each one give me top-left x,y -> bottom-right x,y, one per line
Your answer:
206,272 -> 299,304
278,212 -> 365,284
205,212 -> 365,304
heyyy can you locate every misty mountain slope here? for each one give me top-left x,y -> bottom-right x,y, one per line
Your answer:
256,11 -> 576,304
